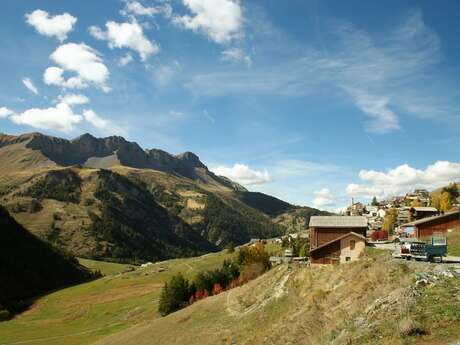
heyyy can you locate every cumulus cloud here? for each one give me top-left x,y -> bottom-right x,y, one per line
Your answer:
118,53 -> 134,66
83,109 -> 108,128
121,1 -> 172,18
57,93 -> 90,105
25,9 -> 76,42
83,109 -> 125,135
22,78 -> 39,95
0,107 -> 13,118
9,102 -> 82,132
173,0 -> 243,44
313,188 -> 334,207
346,161 -> 460,198
221,48 -> 251,66
89,19 -> 159,60
44,43 -> 110,91
212,163 -> 271,186
43,66 -> 65,85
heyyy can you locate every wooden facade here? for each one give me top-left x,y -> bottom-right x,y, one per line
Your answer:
412,211 -> 460,238
310,232 -> 366,264
310,227 -> 367,249
310,240 -> 341,264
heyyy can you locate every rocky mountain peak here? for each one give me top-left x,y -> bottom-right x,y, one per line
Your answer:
176,152 -> 206,168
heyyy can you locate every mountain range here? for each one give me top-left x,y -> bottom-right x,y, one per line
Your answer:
0,132 -> 328,263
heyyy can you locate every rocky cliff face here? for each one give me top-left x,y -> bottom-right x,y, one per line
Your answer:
0,132 -> 231,185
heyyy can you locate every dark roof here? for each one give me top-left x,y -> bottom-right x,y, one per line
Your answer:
309,216 -> 367,228
402,209 -> 460,227
310,232 -> 367,253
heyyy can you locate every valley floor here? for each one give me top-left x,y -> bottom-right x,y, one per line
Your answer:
0,251 -> 232,345
1,250 -> 460,345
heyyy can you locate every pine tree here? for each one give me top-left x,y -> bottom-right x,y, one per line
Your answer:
158,273 -> 191,316
371,196 -> 378,206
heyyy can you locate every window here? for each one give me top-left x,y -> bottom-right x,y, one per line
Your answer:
350,240 -> 356,250
345,257 -> 351,262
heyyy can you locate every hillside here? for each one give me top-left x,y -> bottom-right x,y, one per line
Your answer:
0,205 -> 93,318
0,250 -> 233,345
0,132 -> 323,263
2,249 -> 458,344
94,251 -> 460,345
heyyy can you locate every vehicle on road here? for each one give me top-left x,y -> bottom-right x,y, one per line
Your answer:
393,234 -> 447,263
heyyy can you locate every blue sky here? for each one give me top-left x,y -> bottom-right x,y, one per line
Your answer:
1,0 -> 460,210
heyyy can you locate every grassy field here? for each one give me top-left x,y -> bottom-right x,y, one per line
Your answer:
447,228 -> 460,256
2,249 -> 460,345
0,250 -> 232,345
94,250 -> 460,345
77,258 -> 136,276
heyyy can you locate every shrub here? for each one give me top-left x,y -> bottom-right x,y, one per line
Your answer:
0,308 -> 10,322
28,199 -> 42,213
371,231 -> 379,242
235,243 -> 270,270
240,262 -> 267,282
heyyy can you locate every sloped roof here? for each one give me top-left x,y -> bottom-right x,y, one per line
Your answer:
309,216 -> 367,228
310,232 -> 367,253
411,207 -> 438,212
402,209 -> 460,227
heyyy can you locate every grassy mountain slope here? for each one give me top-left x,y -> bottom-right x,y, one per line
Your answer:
1,248 -> 459,345
0,205 -> 92,317
0,250 -> 233,345
95,251 -> 460,345
0,132 -> 326,263
0,167 -> 217,263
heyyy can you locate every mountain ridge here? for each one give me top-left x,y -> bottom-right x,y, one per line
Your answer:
0,131 -> 326,263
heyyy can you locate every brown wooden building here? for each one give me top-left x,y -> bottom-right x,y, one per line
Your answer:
309,216 -> 368,264
400,209 -> 460,239
409,207 -> 438,221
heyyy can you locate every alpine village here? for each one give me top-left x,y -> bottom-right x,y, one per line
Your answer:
1,1 -> 460,345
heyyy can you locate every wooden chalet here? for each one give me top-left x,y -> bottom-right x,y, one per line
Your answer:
309,216 -> 368,264
400,209 -> 460,239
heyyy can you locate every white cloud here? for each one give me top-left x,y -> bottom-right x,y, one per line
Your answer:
151,60 -> 181,87
119,53 -> 134,66
221,48 -> 252,66
272,159 -> 339,177
10,102 -> 82,132
211,163 -> 271,186
89,19 -> 159,60
169,110 -> 184,118
346,161 -> 460,198
22,78 -> 39,95
43,66 -> 65,85
173,0 -> 243,44
83,109 -> 108,128
83,109 -> 125,135
57,93 -> 90,105
346,184 -> 384,198
313,188 -> 334,207
25,9 -> 77,42
45,43 -> 110,91
0,107 -> 13,118
348,89 -> 400,134
121,1 -> 172,18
